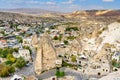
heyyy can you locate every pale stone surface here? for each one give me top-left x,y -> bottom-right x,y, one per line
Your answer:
26,75 -> 38,80
99,69 -> 120,80
98,22 -> 120,51
43,76 -> 75,80
32,34 -> 38,48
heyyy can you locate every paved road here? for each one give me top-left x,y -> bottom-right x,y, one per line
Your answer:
65,68 -> 83,80
37,68 -> 83,80
14,63 -> 35,76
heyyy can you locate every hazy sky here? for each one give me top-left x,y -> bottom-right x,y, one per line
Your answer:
0,0 -> 120,12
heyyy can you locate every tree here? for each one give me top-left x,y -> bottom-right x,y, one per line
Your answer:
5,60 -> 13,66
7,54 -> 16,63
66,27 -> 79,31
1,48 -> 9,58
60,71 -> 65,77
0,31 -> 5,35
55,70 -> 65,78
8,66 -> 15,73
0,65 -> 11,77
15,57 -> 26,69
16,36 -> 23,43
58,34 -> 62,41
0,67 -> 9,77
71,55 -> 77,62
67,36 -> 76,40
0,64 -> 15,77
111,59 -> 120,68
111,59 -> 117,66
53,36 -> 58,40
14,48 -> 19,52
63,40 -> 68,45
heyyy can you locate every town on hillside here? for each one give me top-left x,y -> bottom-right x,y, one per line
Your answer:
0,9 -> 120,80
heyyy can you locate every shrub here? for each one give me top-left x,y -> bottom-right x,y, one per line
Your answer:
15,57 -> 26,69
55,70 -> 65,78
16,36 -> 23,43
71,55 -> 77,62
5,60 -> 13,66
66,27 -> 79,31
7,54 -> 16,63
0,64 -> 15,77
53,36 -> 59,40
0,67 -> 9,77
8,66 -> 15,73
67,36 -> 76,40
63,40 -> 68,45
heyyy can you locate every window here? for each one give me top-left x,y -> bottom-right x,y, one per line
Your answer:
14,78 -> 17,80
79,61 -> 81,64
106,70 -> 108,72
52,78 -> 56,80
98,72 -> 101,76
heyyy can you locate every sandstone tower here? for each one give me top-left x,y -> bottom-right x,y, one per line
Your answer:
32,33 -> 38,48
35,34 -> 57,75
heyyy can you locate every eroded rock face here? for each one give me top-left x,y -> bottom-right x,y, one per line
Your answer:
99,69 -> 120,80
32,34 -> 38,48
35,35 -> 57,75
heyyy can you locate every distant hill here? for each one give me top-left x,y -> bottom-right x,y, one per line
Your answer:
0,9 -> 120,17
0,9 -> 120,23
0,8 -> 63,16
64,9 -> 120,17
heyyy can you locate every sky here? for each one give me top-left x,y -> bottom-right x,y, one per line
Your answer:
0,0 -> 120,12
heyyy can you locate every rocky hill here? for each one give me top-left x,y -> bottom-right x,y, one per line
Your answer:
0,9 -> 120,21
64,10 -> 120,17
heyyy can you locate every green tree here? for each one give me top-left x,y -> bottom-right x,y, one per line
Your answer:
111,59 -> 117,66
53,36 -> 58,40
15,57 -> 26,69
14,48 -> 19,52
1,48 -> 9,58
63,40 -> 68,45
5,60 -> 13,65
8,66 -> 15,73
0,67 -> 9,77
58,34 -> 62,41
0,64 -> 15,77
67,36 -> 76,40
16,36 -> 23,43
55,70 -> 65,78
7,54 -> 16,63
71,55 -> 77,62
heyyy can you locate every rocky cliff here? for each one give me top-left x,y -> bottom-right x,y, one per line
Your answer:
32,34 -> 38,48
99,69 -> 120,80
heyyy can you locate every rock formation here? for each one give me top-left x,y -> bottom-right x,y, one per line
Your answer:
32,34 -> 38,48
99,69 -> 120,80
35,34 -> 57,75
